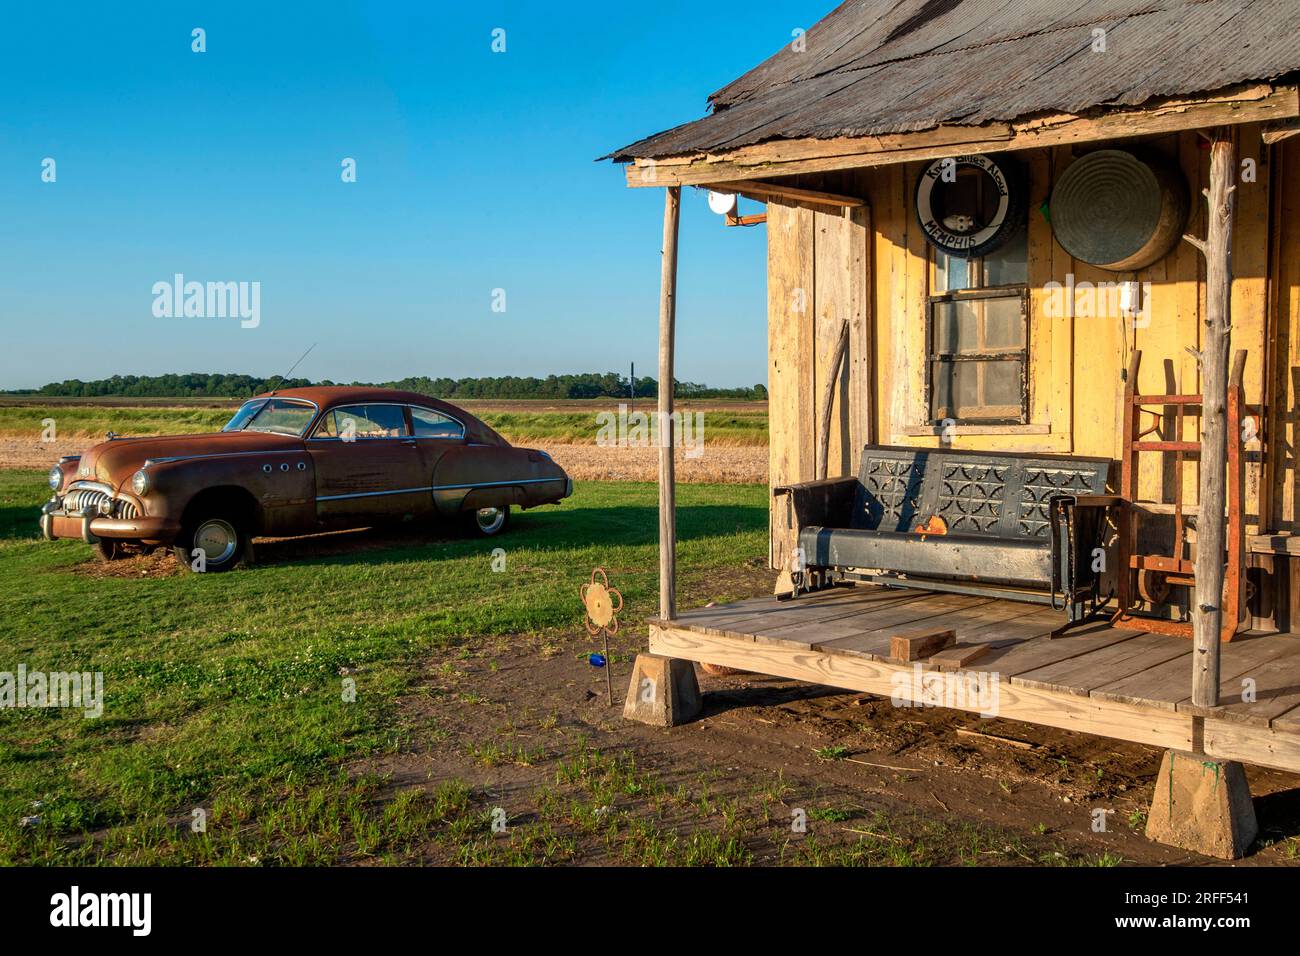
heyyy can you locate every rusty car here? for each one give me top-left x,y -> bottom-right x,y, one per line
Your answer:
40,387 -> 572,571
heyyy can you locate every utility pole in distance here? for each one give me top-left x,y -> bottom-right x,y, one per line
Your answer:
630,361 -> 635,415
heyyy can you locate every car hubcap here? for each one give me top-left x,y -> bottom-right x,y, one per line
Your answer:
194,519 -> 238,565
476,507 -> 505,534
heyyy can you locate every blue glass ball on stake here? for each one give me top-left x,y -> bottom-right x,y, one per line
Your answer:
588,652 -> 607,668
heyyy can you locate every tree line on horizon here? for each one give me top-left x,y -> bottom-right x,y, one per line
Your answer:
16,372 -> 768,401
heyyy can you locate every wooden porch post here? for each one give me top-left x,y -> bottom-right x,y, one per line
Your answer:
1188,129 -> 1237,708
658,186 -> 681,620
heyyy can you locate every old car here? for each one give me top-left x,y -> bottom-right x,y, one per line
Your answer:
40,387 -> 572,571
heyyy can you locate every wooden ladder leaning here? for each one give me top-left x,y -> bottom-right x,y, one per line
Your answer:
1112,349 -> 1249,642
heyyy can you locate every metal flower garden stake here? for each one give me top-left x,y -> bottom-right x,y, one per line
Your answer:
581,568 -> 623,705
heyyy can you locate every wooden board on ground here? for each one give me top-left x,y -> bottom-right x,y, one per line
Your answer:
928,643 -> 991,670
890,628 -> 956,661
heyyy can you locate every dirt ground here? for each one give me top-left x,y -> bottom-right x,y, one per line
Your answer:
356,565 -> 1300,866
1,436 -> 768,484
25,520 -> 1300,864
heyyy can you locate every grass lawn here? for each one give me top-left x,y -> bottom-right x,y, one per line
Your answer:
0,470 -> 768,864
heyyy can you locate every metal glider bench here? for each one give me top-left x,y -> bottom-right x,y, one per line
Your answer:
773,445 -> 1117,626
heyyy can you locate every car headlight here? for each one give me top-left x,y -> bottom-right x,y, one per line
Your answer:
131,469 -> 151,496
48,465 -> 63,491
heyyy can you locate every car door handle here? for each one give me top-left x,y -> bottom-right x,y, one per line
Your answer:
401,439 -> 417,446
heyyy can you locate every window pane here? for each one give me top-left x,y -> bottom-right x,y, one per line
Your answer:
411,407 -> 464,440
243,399 -> 315,437
934,251 -> 972,293
930,359 -> 1024,422
930,361 -> 979,418
333,404 -> 407,439
314,411 -> 339,437
983,361 -> 1023,408
934,294 -> 1024,354
983,227 -> 1028,286
933,301 -> 980,353
981,295 -> 1026,350
932,361 -> 952,419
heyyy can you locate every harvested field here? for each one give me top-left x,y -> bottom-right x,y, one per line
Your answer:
0,397 -> 769,482
0,435 -> 767,483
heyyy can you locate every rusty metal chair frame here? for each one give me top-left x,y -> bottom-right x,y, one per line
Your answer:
1111,349 -> 1250,642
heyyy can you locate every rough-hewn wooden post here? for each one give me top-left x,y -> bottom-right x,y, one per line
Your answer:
1186,130 -> 1237,708
658,186 -> 681,620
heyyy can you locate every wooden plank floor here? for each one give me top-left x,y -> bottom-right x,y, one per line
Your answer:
649,584 -> 1300,775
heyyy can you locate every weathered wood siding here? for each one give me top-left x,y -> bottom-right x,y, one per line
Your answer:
766,125 -> 1299,567
767,193 -> 869,570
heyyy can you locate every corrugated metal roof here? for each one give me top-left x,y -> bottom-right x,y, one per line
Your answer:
610,0 -> 1300,161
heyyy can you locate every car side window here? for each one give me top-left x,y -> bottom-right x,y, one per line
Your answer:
410,407 -> 465,440
317,404 -> 409,440
313,411 -> 340,438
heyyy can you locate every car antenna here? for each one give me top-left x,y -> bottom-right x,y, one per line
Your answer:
273,342 -> 317,394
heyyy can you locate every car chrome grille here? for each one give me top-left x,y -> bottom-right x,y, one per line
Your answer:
62,483 -> 136,519
63,486 -> 110,515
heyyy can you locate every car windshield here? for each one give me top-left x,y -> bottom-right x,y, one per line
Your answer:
222,399 -> 316,437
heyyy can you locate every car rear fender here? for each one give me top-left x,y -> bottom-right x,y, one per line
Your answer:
431,445 -> 569,515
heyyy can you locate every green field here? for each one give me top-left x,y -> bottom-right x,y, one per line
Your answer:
0,470 -> 769,864
0,400 -> 769,446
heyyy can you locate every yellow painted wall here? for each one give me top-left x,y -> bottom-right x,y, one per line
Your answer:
766,125 -> 1291,566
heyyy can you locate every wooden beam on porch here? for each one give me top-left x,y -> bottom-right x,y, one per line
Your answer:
657,186 -> 681,620
705,179 -> 865,209
1185,129 -> 1238,709
625,84 -> 1298,187
1262,116 -> 1300,145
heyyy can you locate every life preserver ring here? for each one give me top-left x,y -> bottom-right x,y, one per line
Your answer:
915,154 -> 1026,259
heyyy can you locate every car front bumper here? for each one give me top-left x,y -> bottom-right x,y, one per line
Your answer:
40,496 -> 180,545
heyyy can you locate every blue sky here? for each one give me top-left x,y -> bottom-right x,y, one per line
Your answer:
0,1 -> 833,391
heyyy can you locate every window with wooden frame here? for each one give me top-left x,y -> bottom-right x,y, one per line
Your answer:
928,227 -> 1029,425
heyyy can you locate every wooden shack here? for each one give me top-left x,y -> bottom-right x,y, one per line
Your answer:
610,0 -> 1300,856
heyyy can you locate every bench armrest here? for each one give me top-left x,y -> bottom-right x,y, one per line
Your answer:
773,476 -> 859,530
1068,494 -> 1123,508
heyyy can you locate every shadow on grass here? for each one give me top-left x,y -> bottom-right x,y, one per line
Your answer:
0,505 -> 41,542
251,503 -> 760,565
244,502 -> 765,570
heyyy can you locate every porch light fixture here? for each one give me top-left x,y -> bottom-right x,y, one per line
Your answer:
706,190 -> 737,215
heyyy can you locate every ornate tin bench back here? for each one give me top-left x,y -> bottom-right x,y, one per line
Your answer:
852,446 -> 1109,542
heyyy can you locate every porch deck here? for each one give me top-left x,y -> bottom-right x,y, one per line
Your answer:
648,585 -> 1300,775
